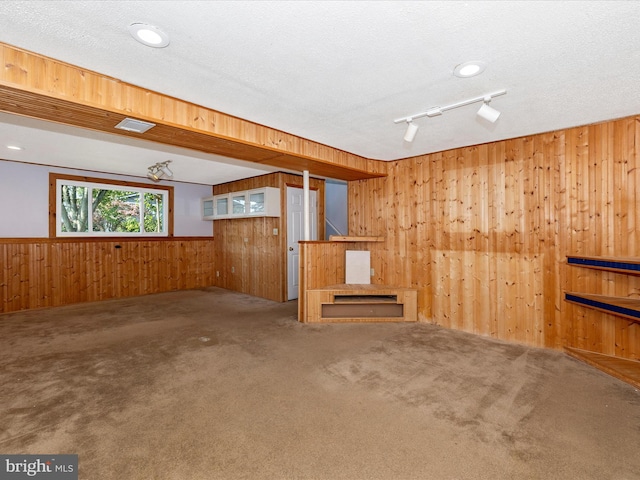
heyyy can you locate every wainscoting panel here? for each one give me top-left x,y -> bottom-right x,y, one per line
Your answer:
0,237 -> 215,314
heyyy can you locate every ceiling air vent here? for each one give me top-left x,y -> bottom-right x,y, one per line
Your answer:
114,118 -> 156,133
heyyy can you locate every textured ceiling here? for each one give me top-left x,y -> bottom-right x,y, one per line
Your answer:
1,1 -> 640,183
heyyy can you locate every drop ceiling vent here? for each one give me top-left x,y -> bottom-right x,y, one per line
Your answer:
115,118 -> 156,133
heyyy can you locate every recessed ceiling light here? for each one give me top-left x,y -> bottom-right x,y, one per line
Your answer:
128,23 -> 170,48
7,145 -> 23,150
454,61 -> 486,78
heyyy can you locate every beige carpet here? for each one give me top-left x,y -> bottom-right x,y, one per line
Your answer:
1,287 -> 639,480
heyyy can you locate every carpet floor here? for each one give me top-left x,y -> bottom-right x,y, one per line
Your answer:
1,287 -> 639,480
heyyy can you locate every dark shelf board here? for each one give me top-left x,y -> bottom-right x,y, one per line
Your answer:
567,256 -> 640,275
565,292 -> 640,324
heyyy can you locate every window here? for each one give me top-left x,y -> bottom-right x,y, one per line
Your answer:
51,174 -> 173,237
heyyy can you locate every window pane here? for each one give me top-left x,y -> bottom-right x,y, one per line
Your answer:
249,192 -> 265,213
60,184 -> 89,232
144,192 -> 164,233
232,194 -> 245,214
216,197 -> 228,215
202,199 -> 214,217
92,189 -> 141,232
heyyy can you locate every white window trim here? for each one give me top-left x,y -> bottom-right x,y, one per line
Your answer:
56,178 -> 170,237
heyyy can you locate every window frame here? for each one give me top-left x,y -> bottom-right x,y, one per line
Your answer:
49,173 -> 174,238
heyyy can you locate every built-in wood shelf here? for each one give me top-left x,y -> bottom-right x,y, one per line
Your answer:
567,256 -> 640,275
565,347 -> 640,390
565,292 -> 640,324
565,256 -> 640,390
329,236 -> 385,242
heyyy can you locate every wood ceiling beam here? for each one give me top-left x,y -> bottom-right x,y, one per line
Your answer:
0,43 -> 386,181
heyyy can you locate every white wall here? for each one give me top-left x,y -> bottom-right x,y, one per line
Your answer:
0,160 -> 214,238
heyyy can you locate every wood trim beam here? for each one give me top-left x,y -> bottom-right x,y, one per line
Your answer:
0,43 -> 386,181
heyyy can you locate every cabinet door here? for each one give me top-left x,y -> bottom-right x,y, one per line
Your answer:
249,191 -> 265,214
216,196 -> 229,217
232,193 -> 246,215
202,197 -> 215,220
247,187 -> 280,217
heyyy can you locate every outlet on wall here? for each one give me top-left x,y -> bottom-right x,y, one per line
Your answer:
231,266 -> 235,273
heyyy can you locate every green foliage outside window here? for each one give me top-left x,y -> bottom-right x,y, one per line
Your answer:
59,182 -> 166,235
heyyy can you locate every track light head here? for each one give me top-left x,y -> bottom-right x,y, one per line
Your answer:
159,163 -> 173,177
477,102 -> 501,123
147,160 -> 173,182
404,121 -> 419,142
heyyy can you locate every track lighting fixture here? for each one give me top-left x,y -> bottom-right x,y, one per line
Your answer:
159,162 -> 173,177
476,98 -> 501,123
394,89 -> 507,142
404,121 -> 419,142
147,160 -> 173,182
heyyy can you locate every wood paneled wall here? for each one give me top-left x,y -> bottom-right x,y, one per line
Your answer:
214,172 -> 325,302
214,217 -> 283,301
331,116 -> 640,359
1,237 -> 215,314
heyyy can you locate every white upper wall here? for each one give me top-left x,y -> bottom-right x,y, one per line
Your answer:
325,180 -> 347,238
0,160 -> 213,238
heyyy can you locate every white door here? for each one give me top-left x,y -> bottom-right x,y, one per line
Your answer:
287,186 -> 317,300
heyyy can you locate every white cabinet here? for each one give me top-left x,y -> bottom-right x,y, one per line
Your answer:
201,196 -> 215,220
202,187 -> 280,220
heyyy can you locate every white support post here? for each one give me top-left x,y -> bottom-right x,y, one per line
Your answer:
303,170 -> 310,241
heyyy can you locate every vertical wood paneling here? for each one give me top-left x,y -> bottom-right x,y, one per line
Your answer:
213,172 -> 325,302
561,119 -> 640,359
0,238 -> 215,314
342,115 -> 640,359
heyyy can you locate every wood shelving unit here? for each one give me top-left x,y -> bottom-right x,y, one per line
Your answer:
565,348 -> 640,390
565,256 -> 640,389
